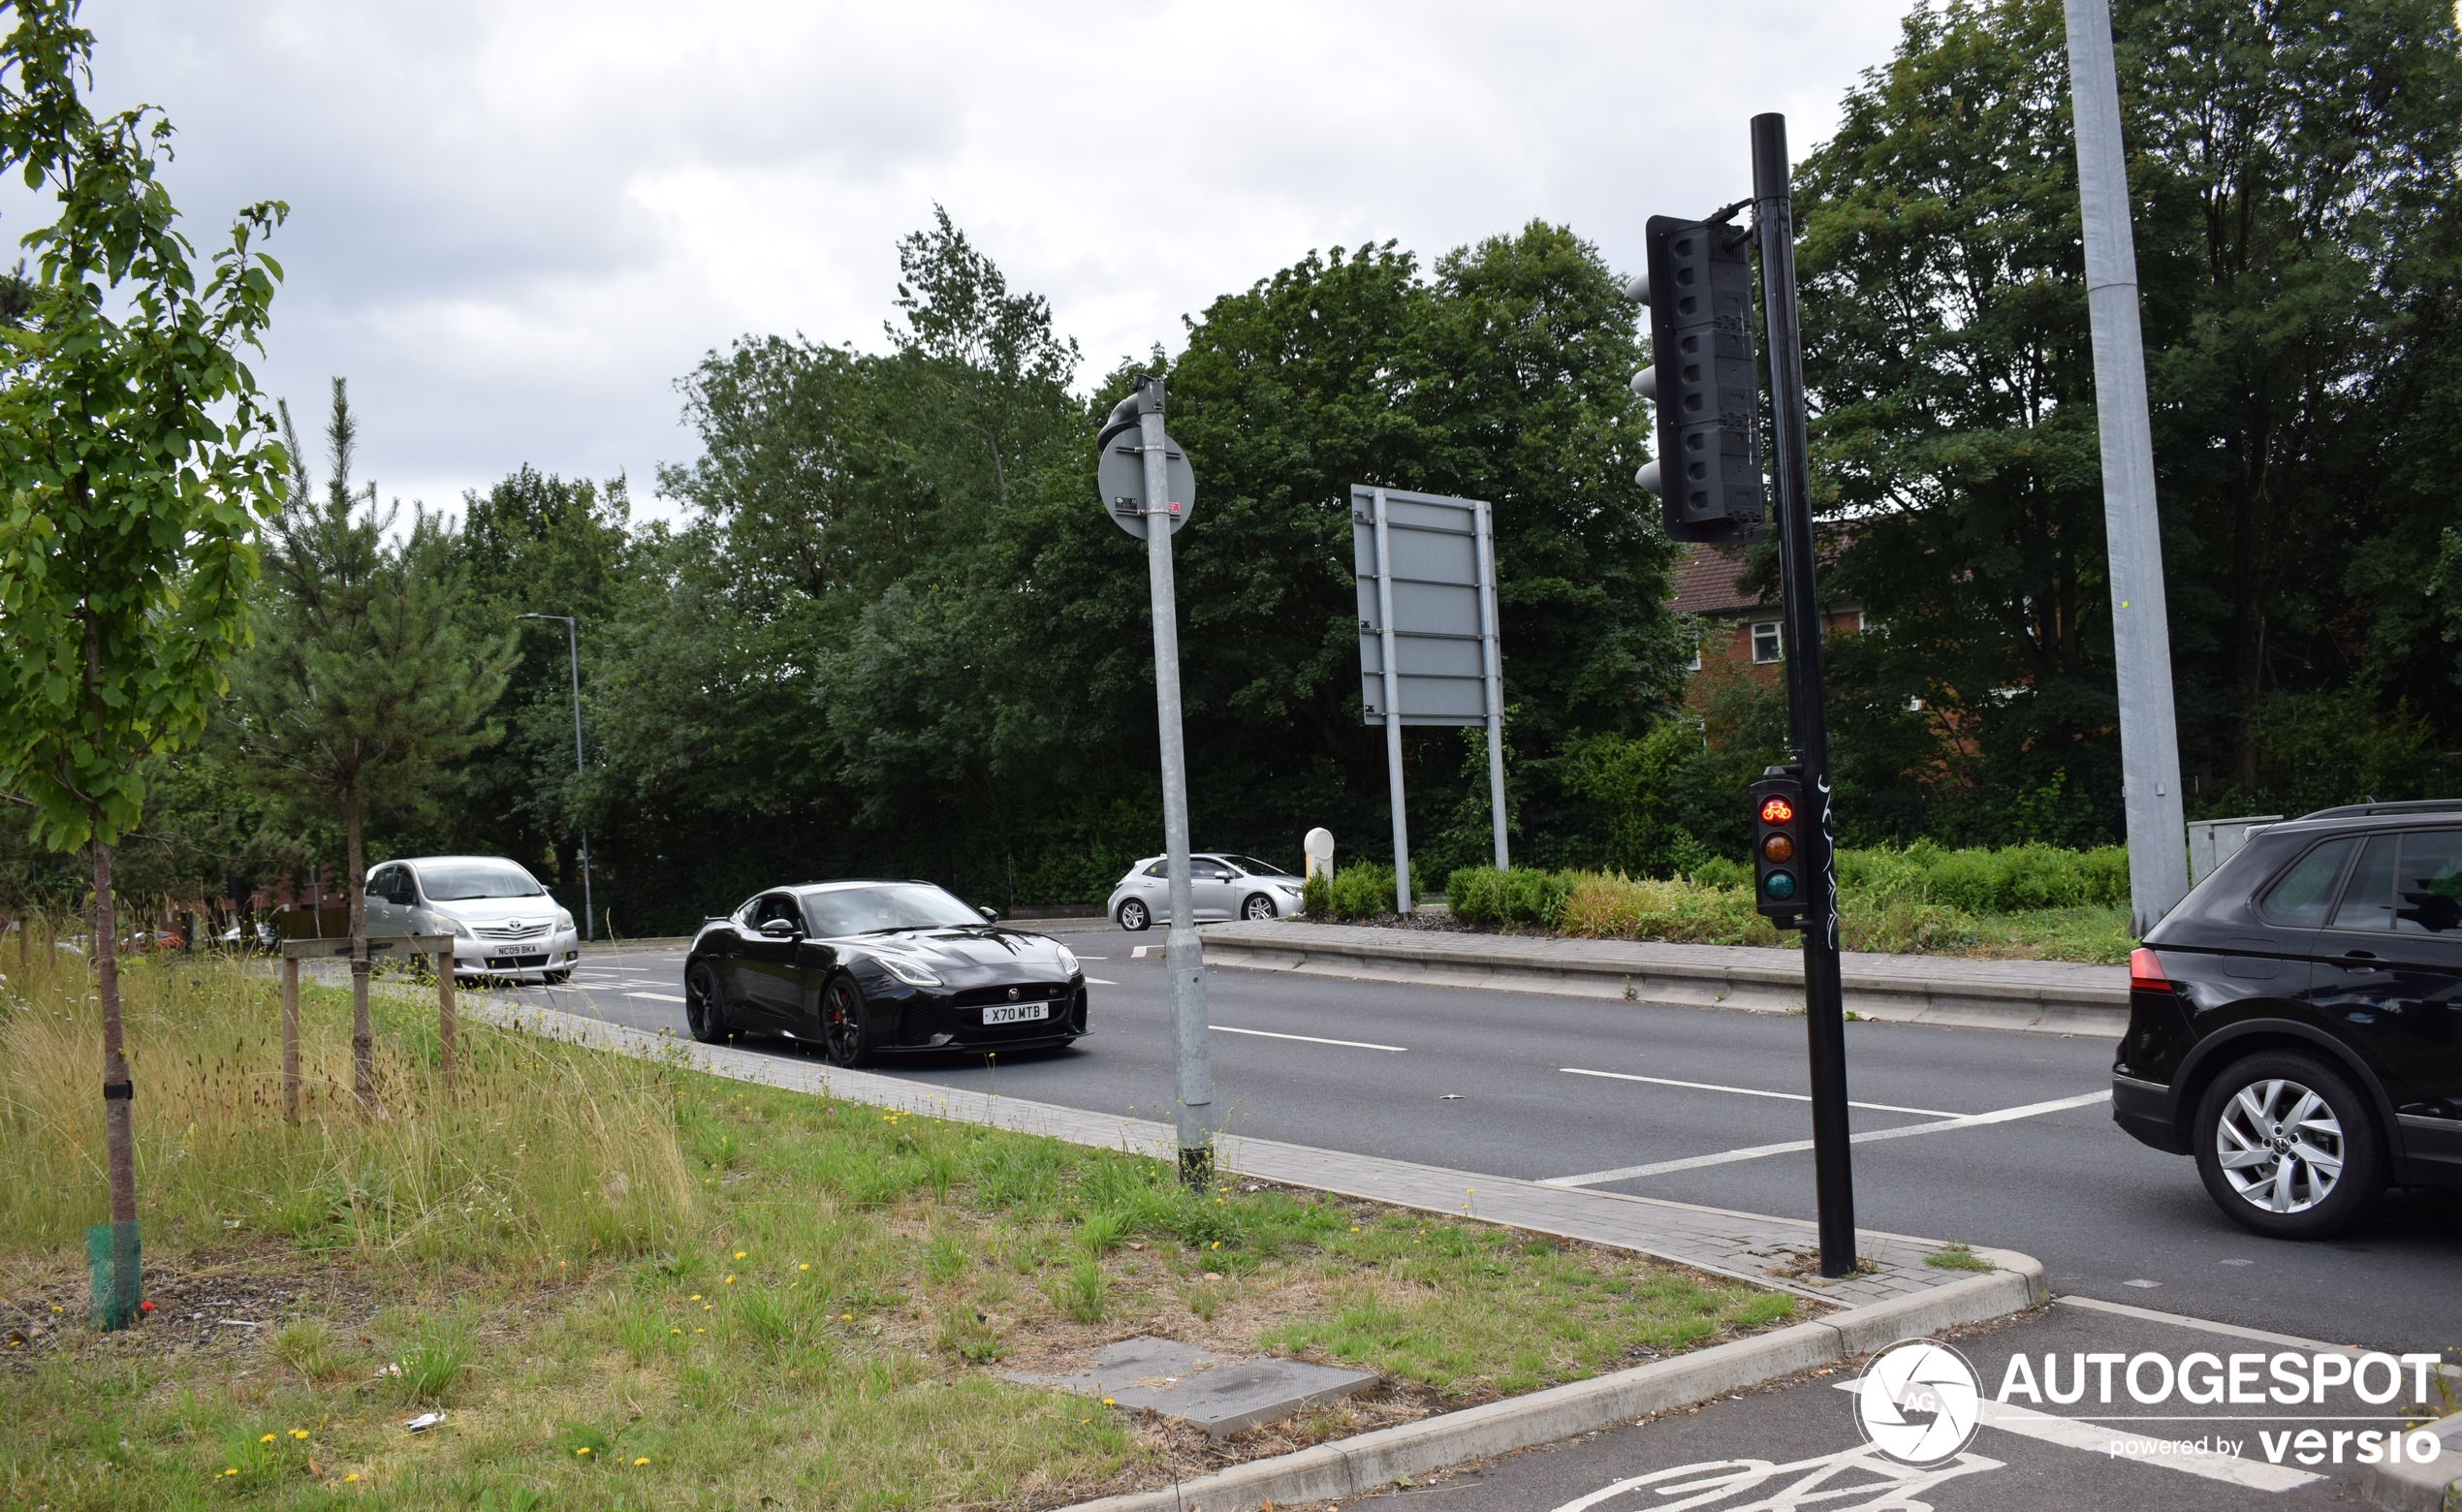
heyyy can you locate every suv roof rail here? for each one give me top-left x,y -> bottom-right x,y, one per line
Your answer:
2295,798 -> 2462,821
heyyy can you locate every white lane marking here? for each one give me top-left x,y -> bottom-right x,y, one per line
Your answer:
2058,1294 -> 2462,1377
1825,1382 -> 2321,1492
1561,1066 -> 1958,1118
1540,1089 -> 2111,1187
1131,945 -> 1150,958
1073,955 -> 1110,960
1213,1025 -> 1405,1053
622,991 -> 687,1003
1085,978 -> 1119,986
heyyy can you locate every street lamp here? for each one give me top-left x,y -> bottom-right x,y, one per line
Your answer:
515,613 -> 594,942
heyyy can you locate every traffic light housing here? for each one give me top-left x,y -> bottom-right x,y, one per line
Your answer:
1626,214 -> 1766,544
1752,772 -> 1807,929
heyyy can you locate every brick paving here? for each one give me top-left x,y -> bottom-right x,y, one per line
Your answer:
456,993 -> 1973,1307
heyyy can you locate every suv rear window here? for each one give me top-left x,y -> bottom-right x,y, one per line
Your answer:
2260,836 -> 2357,927
2331,830 -> 2462,933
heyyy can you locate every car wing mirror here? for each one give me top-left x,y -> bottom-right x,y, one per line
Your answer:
759,918 -> 800,938
978,906 -> 999,923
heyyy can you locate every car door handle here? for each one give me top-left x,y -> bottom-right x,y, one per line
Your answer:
2343,950 -> 2381,971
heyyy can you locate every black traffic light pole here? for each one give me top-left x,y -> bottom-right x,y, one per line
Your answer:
1752,113 -> 1857,1278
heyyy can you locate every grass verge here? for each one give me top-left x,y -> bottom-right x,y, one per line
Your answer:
2,951 -> 1805,1509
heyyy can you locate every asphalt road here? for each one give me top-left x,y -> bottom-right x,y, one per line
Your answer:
506,925 -> 2461,1358
1350,1299 -> 2429,1511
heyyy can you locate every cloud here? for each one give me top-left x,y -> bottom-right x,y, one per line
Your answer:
13,0 -> 1912,519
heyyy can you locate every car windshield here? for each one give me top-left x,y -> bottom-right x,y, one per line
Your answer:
1220,855 -> 1293,878
418,861 -> 547,901
804,884 -> 984,936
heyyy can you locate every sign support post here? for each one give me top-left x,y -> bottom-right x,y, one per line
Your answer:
1104,375 -> 1214,1188
1473,499 -> 1508,870
1752,111 -> 1857,1279
1371,487 -> 1412,915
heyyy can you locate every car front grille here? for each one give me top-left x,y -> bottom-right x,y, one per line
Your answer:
951,981 -> 1070,1009
475,924 -> 548,940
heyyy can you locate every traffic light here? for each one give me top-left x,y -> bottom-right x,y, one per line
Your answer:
1751,771 -> 1807,928
1625,214 -> 1766,544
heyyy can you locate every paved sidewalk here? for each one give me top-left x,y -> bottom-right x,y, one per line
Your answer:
1196,920 -> 2128,1034
462,994 -> 2026,1308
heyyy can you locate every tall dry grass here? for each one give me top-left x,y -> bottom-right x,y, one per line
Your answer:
0,940 -> 697,1264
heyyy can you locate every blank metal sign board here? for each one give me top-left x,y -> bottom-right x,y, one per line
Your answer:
1353,486 -> 1497,725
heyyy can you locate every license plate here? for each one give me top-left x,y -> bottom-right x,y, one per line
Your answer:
981,1000 -> 1050,1024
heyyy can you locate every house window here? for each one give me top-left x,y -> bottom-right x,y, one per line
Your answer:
1750,621 -> 1783,664
1683,634 -> 1702,673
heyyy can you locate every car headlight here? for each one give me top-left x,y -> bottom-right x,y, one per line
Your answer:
880,956 -> 941,988
1055,944 -> 1081,975
556,908 -> 575,931
446,916 -> 473,939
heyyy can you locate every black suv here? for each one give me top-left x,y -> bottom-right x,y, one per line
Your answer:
2115,800 -> 2462,1239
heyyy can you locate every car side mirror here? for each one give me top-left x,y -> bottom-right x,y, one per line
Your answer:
978,906 -> 999,923
759,918 -> 800,938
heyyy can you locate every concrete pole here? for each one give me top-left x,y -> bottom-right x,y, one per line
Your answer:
1136,377 -> 1215,1187
1474,499 -> 1509,870
2065,0 -> 2190,933
1372,488 -> 1412,913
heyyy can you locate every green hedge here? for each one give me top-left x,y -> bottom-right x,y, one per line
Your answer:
1303,863 -> 1396,921
1444,866 -> 1573,929
1450,841 -> 2130,923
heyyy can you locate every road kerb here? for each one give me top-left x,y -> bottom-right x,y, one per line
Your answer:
2361,1408 -> 2462,1511
1057,1265 -> 2044,1512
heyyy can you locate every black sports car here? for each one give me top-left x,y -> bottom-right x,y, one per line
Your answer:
683,880 -> 1088,1065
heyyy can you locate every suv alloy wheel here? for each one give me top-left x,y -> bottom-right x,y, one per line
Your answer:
1118,898 -> 1151,931
2193,1050 -> 2383,1239
1242,894 -> 1276,922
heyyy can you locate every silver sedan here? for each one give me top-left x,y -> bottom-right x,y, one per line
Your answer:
1106,853 -> 1304,930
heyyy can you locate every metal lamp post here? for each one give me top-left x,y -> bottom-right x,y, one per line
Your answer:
515,613 -> 594,942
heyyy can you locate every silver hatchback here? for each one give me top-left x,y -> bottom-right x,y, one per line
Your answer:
1106,853 -> 1304,930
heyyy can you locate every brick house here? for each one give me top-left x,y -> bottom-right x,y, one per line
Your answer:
1666,542 -> 1864,706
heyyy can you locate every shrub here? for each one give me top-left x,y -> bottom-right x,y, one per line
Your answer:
1555,871 -> 1777,946
1323,863 -> 1396,920
1445,866 -> 1572,929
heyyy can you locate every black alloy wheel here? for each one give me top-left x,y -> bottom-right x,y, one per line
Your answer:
2192,1050 -> 2384,1240
684,960 -> 725,1044
823,975 -> 872,1068
1118,898 -> 1151,931
1242,893 -> 1277,922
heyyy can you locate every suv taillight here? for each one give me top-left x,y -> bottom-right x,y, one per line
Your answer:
2130,947 -> 2170,992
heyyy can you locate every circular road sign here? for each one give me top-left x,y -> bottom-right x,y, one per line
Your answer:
1096,432 -> 1195,537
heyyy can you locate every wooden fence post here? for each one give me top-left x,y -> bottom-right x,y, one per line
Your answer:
437,947 -> 457,1094
281,954 -> 300,1119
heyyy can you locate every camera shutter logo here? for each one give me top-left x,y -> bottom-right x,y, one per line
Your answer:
1855,1340 -> 1982,1465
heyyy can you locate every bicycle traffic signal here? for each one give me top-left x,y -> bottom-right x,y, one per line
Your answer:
1751,772 -> 1807,928
1625,214 -> 1766,545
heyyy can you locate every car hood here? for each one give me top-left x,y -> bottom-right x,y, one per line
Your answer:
850,927 -> 1073,978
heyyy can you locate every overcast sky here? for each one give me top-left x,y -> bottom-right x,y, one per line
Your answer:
36,0 -> 1917,521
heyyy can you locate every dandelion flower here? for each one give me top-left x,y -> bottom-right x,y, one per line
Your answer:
261,1433 -> 276,1444
670,1328 -> 681,1335
576,1445 -> 592,1456
734,1250 -> 746,1260
223,1467 -> 240,1477
345,1473 -> 360,1483
724,1276 -> 736,1284
1101,1397 -> 1116,1405
840,1313 -> 853,1321
798,1263 -> 809,1272
695,1327 -> 706,1334
635,1457 -> 650,1465
689,1294 -> 702,1302
291,1430 -> 309,1440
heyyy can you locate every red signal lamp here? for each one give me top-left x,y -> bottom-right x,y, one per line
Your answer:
1758,796 -> 1794,825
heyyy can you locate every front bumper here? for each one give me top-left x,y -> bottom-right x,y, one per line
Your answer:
2112,1073 -> 2186,1154
452,930 -> 582,979
866,977 -> 1089,1054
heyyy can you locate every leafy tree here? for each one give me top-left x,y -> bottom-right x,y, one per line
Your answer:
224,380 -> 512,1102
0,1 -> 287,1327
